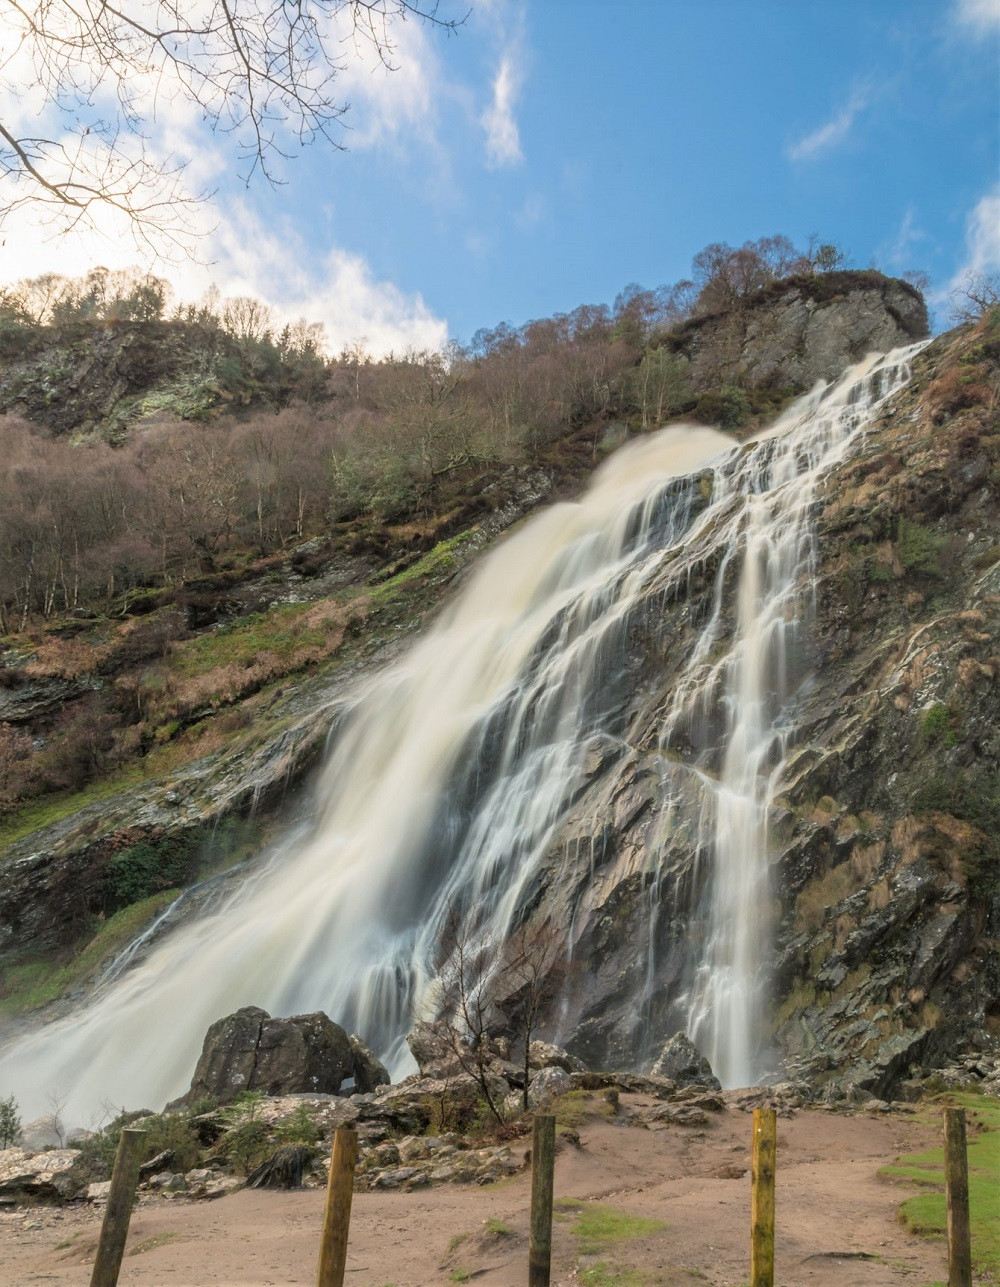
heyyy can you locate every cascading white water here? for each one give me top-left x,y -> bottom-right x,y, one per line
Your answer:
659,343 -> 926,1086
0,345 -> 924,1121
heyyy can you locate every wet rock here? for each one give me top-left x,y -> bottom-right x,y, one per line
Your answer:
648,1103 -> 709,1127
138,1149 -> 174,1178
569,1071 -> 678,1100
348,1034 -> 390,1093
650,1033 -> 721,1090
397,1136 -> 432,1164
666,273 -> 928,393
366,1142 -> 400,1168
370,1166 -> 425,1190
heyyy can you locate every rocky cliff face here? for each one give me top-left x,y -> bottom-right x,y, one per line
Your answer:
1,289 -> 992,1111
537,312 -> 999,1096
0,320 -> 234,437
666,271 -> 929,394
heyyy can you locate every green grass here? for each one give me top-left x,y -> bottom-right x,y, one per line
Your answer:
579,1265 -> 647,1287
0,762 -> 150,853
168,602 -> 328,678
551,1089 -> 619,1130
0,890 -> 179,1017
483,1218 -> 512,1236
128,1231 -> 183,1256
367,531 -> 474,604
881,1093 -> 1000,1282
555,1197 -> 665,1256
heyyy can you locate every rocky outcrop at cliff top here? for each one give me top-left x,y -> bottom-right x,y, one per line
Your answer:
0,319 -> 240,437
666,271 -> 929,393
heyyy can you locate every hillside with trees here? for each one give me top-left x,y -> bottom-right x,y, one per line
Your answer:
0,237 -> 928,873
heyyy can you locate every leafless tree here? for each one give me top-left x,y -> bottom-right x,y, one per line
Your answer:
950,270 -> 1000,324
501,922 -> 567,1111
416,907 -> 567,1124
0,2 -> 463,251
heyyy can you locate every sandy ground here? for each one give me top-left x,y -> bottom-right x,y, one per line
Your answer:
0,1098 -> 952,1287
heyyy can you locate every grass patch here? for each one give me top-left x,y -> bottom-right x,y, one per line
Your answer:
579,1265 -> 647,1287
128,1231 -> 183,1256
0,763 -> 149,853
881,1094 -> 1000,1281
551,1089 -> 619,1130
555,1197 -> 665,1256
483,1218 -> 512,1236
168,602 -> 328,679
0,890 -> 179,1017
367,531 -> 474,604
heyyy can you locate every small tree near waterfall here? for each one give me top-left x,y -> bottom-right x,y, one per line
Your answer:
503,922 -> 567,1110
0,1093 -> 22,1148
414,909 -> 566,1124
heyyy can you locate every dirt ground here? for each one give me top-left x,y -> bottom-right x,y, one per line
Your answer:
0,1097 -> 952,1287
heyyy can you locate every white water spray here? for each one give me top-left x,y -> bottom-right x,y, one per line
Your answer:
0,346 -> 924,1119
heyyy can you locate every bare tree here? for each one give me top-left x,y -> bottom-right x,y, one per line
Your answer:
0,2 -> 463,250
950,270 -> 1000,324
415,908 -> 567,1124
500,922 -> 567,1111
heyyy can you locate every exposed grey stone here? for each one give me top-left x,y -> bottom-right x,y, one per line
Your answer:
179,1007 -> 354,1105
528,1041 -> 586,1073
527,1066 -> 571,1106
0,1148 -> 82,1202
650,1033 -> 721,1090
348,1034 -> 390,1094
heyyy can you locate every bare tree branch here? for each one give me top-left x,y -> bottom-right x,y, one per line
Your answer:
950,270 -> 1000,325
0,1 -> 464,252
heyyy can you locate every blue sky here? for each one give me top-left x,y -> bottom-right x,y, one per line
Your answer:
1,0 -> 998,350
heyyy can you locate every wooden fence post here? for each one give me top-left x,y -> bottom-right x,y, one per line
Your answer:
89,1126 -> 146,1287
316,1126 -> 358,1287
529,1113 -> 556,1287
944,1106 -> 972,1287
750,1107 -> 776,1287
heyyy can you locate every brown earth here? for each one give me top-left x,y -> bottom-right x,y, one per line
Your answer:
0,1097 -> 953,1287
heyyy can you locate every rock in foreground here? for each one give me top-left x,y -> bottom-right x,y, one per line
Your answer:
177,1007 -> 355,1105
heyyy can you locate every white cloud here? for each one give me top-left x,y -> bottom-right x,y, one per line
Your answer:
788,89 -> 868,163
885,207 -> 926,269
208,202 -> 448,354
481,54 -> 524,168
946,184 -> 1000,292
326,10 -> 441,152
955,0 -> 1000,34
515,194 -> 546,230
0,3 -> 451,356
0,184 -> 448,358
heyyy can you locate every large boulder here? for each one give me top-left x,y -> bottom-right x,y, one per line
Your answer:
0,1148 -> 82,1202
527,1066 -> 572,1107
528,1040 -> 586,1074
650,1033 -> 721,1090
180,1007 -> 354,1105
349,1034 -> 391,1093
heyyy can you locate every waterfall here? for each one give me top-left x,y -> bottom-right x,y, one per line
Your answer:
0,345 -> 924,1122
